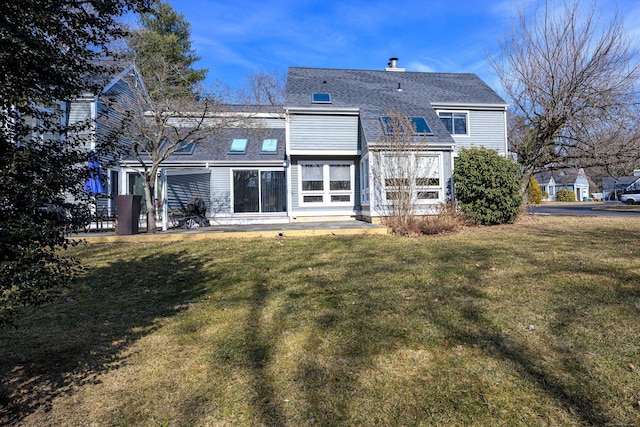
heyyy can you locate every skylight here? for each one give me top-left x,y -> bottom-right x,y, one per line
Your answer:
312,93 -> 331,103
174,141 -> 195,154
229,138 -> 248,153
410,117 -> 433,135
261,139 -> 278,153
380,116 -> 433,135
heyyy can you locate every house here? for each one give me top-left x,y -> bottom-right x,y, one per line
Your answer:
284,61 -> 508,222
66,64 -> 144,218
115,59 -> 509,225
119,105 -> 288,225
534,168 -> 590,201
602,170 -> 640,200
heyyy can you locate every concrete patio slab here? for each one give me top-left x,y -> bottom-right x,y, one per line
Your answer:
72,221 -> 390,243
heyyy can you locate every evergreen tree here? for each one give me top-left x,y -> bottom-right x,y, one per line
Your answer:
129,0 -> 207,99
0,1 -> 151,325
528,177 -> 543,204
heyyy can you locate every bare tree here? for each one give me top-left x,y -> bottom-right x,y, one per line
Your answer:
238,69 -> 285,106
114,58 -> 244,233
370,110 -> 436,233
493,0 -> 640,179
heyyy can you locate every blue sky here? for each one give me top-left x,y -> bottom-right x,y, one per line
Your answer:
165,0 -> 639,97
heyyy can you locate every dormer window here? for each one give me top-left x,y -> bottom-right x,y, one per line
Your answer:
312,93 -> 331,103
229,138 -> 248,153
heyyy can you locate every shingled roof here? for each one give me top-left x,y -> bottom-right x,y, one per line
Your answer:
284,66 -> 507,147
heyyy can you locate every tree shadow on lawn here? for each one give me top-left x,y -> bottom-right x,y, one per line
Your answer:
226,231 -> 640,426
210,235 -> 496,425
426,233 -> 640,426
0,243 -> 209,426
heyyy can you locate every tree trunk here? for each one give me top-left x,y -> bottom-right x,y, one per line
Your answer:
144,178 -> 157,234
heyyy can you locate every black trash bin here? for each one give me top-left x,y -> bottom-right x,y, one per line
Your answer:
116,195 -> 142,235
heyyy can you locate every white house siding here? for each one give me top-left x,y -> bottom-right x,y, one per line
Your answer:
450,109 -> 507,155
289,114 -> 359,153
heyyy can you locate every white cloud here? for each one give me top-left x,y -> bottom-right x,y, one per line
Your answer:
406,61 -> 436,73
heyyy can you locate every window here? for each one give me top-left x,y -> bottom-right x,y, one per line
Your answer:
438,112 -> 468,135
300,162 -> 353,205
360,158 -> 369,204
301,164 -> 324,191
312,93 -> 331,103
382,154 -> 441,203
229,138 -> 248,153
261,139 -> 278,153
233,169 -> 286,213
174,141 -> 195,154
410,117 -> 432,134
380,116 -> 433,135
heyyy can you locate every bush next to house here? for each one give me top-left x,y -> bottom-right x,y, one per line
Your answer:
556,189 -> 576,202
453,147 -> 523,225
528,177 -> 543,204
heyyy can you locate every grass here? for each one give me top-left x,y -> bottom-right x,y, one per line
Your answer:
1,215 -> 640,426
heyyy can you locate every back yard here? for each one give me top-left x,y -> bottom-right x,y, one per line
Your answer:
1,216 -> 639,426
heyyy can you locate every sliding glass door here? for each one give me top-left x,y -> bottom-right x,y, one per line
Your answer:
233,170 -> 286,213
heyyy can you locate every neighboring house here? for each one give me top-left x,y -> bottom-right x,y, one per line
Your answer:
66,64 -> 144,217
114,59 -> 510,225
602,171 -> 640,200
119,106 -> 288,225
534,168 -> 590,201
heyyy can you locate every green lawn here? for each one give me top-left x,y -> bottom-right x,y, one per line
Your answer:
1,215 -> 640,426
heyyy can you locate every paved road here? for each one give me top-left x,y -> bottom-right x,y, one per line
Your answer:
529,203 -> 640,217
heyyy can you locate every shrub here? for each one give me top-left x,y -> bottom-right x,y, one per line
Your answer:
417,202 -> 465,235
453,147 -> 523,225
528,177 -> 543,204
556,189 -> 576,202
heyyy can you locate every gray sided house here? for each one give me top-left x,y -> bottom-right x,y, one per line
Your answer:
119,107 -> 288,225
66,65 -> 143,217
602,171 -> 640,200
115,59 -> 509,226
285,61 -> 508,222
534,168 -> 590,201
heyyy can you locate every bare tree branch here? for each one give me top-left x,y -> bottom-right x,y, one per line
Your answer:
493,0 -> 640,178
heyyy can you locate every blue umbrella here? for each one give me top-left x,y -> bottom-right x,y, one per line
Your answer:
83,150 -> 104,195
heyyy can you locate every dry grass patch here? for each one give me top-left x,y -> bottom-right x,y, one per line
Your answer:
1,216 -> 640,426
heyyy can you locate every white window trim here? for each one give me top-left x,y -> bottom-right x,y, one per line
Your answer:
380,153 -> 443,205
360,156 -> 370,205
437,110 -> 470,137
298,161 -> 355,207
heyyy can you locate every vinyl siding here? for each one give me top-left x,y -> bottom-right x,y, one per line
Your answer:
289,114 -> 359,153
68,101 -> 94,151
451,110 -> 506,154
166,171 -> 211,212
210,168 -> 232,214
98,79 -> 136,153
